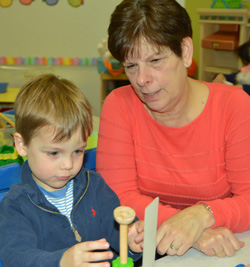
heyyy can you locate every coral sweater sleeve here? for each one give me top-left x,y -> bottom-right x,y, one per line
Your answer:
96,83 -> 250,232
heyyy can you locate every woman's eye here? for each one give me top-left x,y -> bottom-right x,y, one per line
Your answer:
125,64 -> 135,69
151,58 -> 160,63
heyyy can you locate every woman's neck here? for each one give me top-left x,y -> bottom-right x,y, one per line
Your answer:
145,79 -> 209,127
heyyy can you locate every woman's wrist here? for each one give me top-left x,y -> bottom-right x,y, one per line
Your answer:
200,203 -> 213,215
199,203 -> 215,228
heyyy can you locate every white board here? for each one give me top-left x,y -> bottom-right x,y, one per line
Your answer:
142,197 -> 159,267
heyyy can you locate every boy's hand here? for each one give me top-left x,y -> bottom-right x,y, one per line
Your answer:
128,220 -> 144,253
60,238 -> 113,267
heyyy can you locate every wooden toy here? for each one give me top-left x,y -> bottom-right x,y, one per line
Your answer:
112,206 -> 136,267
0,113 -> 15,128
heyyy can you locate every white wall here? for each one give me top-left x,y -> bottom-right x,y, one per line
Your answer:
0,0 -> 122,116
0,0 -> 185,116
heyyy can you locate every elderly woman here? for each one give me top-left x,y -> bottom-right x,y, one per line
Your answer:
96,0 -> 250,258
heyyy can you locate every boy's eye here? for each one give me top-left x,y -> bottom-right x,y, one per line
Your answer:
48,151 -> 58,156
74,149 -> 84,155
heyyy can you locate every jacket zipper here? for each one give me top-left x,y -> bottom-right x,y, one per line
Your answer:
28,171 -> 90,242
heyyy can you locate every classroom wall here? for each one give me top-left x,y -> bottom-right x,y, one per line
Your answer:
0,0 -> 122,116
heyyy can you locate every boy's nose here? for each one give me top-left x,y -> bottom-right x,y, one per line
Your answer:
61,157 -> 73,170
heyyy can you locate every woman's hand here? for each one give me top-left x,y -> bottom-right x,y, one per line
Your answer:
128,220 -> 144,253
193,227 -> 244,257
60,238 -> 113,267
156,204 -> 215,256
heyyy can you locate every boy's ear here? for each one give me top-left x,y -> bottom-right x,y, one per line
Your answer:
182,37 -> 193,69
14,133 -> 27,157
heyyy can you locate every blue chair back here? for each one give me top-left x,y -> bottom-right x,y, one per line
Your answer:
0,162 -> 21,267
83,148 -> 96,171
0,163 -> 21,202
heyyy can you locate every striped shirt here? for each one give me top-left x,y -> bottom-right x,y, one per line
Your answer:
38,180 -> 74,226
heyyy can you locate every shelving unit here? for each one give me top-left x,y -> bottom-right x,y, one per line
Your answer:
197,8 -> 249,81
100,73 -> 129,108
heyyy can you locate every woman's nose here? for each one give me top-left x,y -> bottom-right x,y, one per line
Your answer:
136,66 -> 152,87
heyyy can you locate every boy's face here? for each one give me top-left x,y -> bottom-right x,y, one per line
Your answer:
15,126 -> 86,191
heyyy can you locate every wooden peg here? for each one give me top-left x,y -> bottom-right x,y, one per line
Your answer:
114,206 -> 136,265
0,113 -> 15,127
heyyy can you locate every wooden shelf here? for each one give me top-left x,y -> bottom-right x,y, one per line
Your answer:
100,73 -> 129,107
197,8 -> 250,81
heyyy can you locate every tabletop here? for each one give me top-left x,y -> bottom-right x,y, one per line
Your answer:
155,230 -> 250,267
0,88 -> 20,104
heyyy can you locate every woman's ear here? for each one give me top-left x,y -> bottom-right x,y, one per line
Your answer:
181,37 -> 193,69
14,133 -> 27,157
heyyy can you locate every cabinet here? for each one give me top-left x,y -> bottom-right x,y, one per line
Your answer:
197,8 -> 250,81
100,73 -> 129,108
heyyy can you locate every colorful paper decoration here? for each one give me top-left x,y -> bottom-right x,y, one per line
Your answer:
0,56 -> 97,66
43,0 -> 58,5
0,0 -> 84,7
20,0 -> 33,5
0,0 -> 12,7
68,0 -> 83,7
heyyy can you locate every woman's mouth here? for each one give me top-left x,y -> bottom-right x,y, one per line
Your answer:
143,89 -> 161,99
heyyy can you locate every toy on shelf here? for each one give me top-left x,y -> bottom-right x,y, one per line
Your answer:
211,0 -> 242,9
0,111 -> 15,148
97,39 -> 114,62
0,113 -> 14,128
97,39 -> 124,76
112,206 -> 136,267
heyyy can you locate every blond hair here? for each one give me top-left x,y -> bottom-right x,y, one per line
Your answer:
15,73 -> 93,145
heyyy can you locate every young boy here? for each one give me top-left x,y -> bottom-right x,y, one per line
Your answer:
0,74 -> 143,267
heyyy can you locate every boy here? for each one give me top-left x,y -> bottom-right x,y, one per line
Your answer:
0,74 -> 143,267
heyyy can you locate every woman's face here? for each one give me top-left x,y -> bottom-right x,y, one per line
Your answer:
123,40 -> 190,115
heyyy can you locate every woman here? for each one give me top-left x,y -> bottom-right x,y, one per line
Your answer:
97,0 -> 250,258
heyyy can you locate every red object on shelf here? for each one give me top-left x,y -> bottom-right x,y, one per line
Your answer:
202,24 -> 239,51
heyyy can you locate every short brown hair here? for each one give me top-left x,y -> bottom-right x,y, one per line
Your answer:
108,0 -> 192,62
15,74 -> 93,145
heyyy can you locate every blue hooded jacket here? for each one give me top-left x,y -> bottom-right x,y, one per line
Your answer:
0,161 -> 139,266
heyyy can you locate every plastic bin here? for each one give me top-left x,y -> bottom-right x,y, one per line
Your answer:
0,113 -> 15,147
211,0 -> 242,8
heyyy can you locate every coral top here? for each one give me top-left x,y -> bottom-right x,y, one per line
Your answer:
96,82 -> 250,232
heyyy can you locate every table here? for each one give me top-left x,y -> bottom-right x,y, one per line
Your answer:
0,88 -> 20,105
155,230 -> 250,267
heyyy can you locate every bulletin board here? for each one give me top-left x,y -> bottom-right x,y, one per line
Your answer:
0,0 -> 185,66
